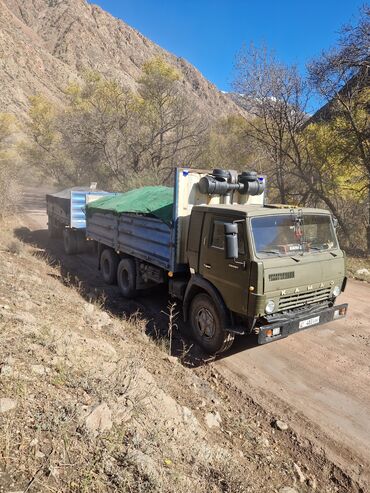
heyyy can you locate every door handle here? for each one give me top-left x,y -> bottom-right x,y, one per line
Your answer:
203,263 -> 212,269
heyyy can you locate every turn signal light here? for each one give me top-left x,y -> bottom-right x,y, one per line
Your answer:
265,327 -> 281,337
334,306 -> 347,319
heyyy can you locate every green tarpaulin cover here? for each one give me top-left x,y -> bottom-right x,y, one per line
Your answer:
86,186 -> 174,225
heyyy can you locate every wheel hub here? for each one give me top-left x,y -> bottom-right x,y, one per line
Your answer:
196,308 -> 215,339
120,269 -> 129,286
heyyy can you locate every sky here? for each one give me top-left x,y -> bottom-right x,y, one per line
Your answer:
91,0 -> 364,110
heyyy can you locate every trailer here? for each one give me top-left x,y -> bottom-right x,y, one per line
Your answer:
85,167 -> 348,354
46,187 -> 114,254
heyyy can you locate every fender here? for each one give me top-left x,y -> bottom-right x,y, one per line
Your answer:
183,274 -> 244,333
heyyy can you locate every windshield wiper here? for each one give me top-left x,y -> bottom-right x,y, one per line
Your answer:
309,245 -> 337,257
260,248 -> 302,262
259,249 -> 282,256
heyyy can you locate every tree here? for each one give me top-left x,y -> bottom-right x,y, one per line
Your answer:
0,114 -> 20,217
135,57 -> 207,183
234,44 -> 310,204
308,6 -> 370,250
233,44 -> 356,244
63,73 -> 137,187
26,95 -> 76,184
26,59 -> 208,189
204,114 -> 263,172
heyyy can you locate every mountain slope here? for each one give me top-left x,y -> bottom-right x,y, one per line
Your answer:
0,0 -> 240,121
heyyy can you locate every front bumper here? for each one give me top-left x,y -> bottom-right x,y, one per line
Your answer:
257,303 -> 348,344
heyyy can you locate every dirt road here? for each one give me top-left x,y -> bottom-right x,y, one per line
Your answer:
20,186 -> 370,487
216,281 -> 370,482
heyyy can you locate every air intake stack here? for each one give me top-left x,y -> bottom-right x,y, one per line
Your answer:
198,168 -> 265,204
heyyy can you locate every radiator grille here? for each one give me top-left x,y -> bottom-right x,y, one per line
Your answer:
269,271 -> 295,281
279,287 -> 331,311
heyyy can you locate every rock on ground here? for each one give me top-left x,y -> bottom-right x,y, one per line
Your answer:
279,487 -> 299,493
84,402 -> 112,436
31,364 -> 46,375
274,419 -> 289,431
0,398 -> 17,413
293,463 -> 306,483
205,411 -> 222,429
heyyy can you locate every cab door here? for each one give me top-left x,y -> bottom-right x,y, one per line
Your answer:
199,214 -> 250,315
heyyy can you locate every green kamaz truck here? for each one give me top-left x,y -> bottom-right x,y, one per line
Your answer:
85,168 -> 348,354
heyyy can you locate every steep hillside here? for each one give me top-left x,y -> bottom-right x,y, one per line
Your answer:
0,0 -> 240,121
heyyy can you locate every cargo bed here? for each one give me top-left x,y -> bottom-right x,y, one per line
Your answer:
85,168 -> 265,272
86,212 -> 173,270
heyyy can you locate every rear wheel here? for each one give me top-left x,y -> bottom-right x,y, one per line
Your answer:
48,223 -> 56,238
63,229 -> 78,255
48,220 -> 61,239
189,293 -> 234,354
117,258 -> 137,298
100,249 -> 119,285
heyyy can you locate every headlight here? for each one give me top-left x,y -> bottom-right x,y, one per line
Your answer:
332,285 -> 341,297
265,300 -> 275,314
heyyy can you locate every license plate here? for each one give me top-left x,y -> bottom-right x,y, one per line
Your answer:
299,316 -> 320,329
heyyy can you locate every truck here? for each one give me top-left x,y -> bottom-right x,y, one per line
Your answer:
46,187 -> 114,254
84,167 -> 348,354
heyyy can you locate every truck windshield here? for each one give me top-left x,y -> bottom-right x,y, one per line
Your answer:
251,214 -> 338,257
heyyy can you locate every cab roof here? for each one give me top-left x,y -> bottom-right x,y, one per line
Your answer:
192,203 -> 331,217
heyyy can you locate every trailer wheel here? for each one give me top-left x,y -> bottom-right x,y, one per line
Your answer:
189,293 -> 234,354
101,249 -> 119,285
48,222 -> 56,238
48,220 -> 61,239
117,258 -> 137,298
63,229 -> 78,255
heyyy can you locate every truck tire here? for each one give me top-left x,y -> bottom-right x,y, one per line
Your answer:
63,229 -> 78,255
189,293 -> 235,354
48,222 -> 56,238
117,258 -> 137,298
100,249 -> 119,285
48,220 -> 61,239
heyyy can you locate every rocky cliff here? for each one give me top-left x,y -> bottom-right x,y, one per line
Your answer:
0,0 -> 240,121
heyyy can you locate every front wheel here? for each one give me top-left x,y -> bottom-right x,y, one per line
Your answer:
189,293 -> 234,354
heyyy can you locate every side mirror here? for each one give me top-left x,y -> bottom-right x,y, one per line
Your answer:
225,223 -> 238,259
332,216 -> 338,228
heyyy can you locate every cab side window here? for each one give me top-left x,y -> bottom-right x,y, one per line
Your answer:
211,221 -> 225,249
210,220 -> 246,256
